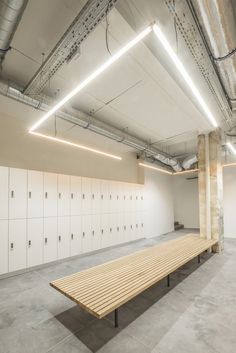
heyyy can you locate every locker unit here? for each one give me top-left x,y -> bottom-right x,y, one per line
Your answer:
70,176 -> 81,216
44,173 -> 58,217
0,166 -> 8,220
28,170 -> 44,218
91,178 -> 101,215
0,220 -> 8,274
81,178 -> 91,215
27,218 -> 43,267
91,214 -> 101,251
58,216 -> 70,259
81,215 -> 92,253
58,174 -> 70,216
9,219 -> 27,272
9,168 -> 27,219
43,217 -> 57,263
70,216 -> 81,256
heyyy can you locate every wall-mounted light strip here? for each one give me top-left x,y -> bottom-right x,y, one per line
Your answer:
173,168 -> 199,175
227,142 -> 236,155
30,131 -> 122,160
139,162 -> 173,175
29,25 -> 152,132
223,162 -> 236,168
152,24 -> 218,128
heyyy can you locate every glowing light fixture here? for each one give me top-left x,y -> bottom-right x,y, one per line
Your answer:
30,131 -> 122,160
139,162 -> 173,175
223,162 -> 236,168
152,24 -> 218,128
29,25 -> 152,132
227,142 -> 236,155
173,168 -> 199,175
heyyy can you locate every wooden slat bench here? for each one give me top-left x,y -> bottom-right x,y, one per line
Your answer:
50,234 -> 217,327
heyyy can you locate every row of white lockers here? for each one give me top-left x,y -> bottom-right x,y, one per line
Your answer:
0,212 -> 145,275
0,167 -> 145,220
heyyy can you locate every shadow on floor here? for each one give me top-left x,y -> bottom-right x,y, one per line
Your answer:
55,251 -> 214,352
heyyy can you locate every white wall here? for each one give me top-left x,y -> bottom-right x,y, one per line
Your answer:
144,168 -> 174,237
223,167 -> 236,238
172,175 -> 199,229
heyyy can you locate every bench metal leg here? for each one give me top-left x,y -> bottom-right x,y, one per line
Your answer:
198,254 -> 200,264
167,274 -> 170,287
114,308 -> 118,328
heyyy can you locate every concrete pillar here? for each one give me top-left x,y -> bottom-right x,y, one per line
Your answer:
198,134 -> 207,239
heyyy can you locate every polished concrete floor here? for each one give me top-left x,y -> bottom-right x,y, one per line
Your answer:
1,229 -> 236,353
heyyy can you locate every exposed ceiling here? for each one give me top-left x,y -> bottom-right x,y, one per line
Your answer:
0,0 -> 235,161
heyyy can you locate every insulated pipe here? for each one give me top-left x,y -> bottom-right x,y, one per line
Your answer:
182,154 -> 198,170
0,0 -> 28,63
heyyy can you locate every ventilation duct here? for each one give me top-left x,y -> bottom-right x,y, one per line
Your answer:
0,0 -> 28,64
191,0 -> 236,109
154,154 -> 182,172
182,154 -> 198,170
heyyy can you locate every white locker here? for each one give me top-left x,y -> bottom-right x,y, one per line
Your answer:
70,176 -> 81,216
70,216 -> 81,256
27,218 -> 43,267
43,217 -> 57,263
9,168 -> 27,219
81,178 -> 91,215
81,215 -> 92,253
92,214 -> 101,251
58,216 -> 70,259
44,173 -> 58,217
100,180 -> 109,214
28,170 -> 44,218
0,220 -> 8,275
101,214 -> 109,248
58,174 -> 70,216
0,166 -> 8,220
91,179 -> 101,215
9,219 -> 27,272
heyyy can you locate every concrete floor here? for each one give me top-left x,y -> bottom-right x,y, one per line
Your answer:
1,229 -> 236,353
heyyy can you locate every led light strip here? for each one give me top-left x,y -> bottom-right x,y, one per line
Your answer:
152,24 -> 218,128
30,131 -> 122,160
173,168 -> 199,175
29,25 -> 152,132
139,162 -> 173,175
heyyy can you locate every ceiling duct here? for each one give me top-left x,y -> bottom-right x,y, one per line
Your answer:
0,79 -> 182,171
182,154 -> 198,170
0,0 -> 28,64
191,0 -> 236,110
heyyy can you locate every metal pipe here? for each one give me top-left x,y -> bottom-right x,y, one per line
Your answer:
0,0 -> 28,63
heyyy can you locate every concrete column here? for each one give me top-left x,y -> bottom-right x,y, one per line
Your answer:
209,129 -> 224,253
198,134 -> 207,239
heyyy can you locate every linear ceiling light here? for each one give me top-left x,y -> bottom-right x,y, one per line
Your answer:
173,168 -> 199,175
29,25 -> 152,132
152,24 -> 218,128
30,131 -> 122,160
227,142 -> 236,155
223,162 -> 236,168
139,162 -> 173,175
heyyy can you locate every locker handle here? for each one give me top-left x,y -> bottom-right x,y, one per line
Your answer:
101,229 -> 104,234
101,194 -> 103,199
58,235 -> 61,242
141,223 -> 143,227
130,196 -> 132,200
83,232 -> 85,237
110,195 -> 112,200
92,230 -> 95,236
71,193 -> 74,199
45,237 -> 47,244
82,194 -> 85,199
124,196 -> 126,200
117,195 -> 119,200
59,193 -> 61,199
11,190 -> 14,198
124,225 -> 126,230
92,194 -> 94,199
130,225 -> 132,229
117,227 -> 119,232
110,228 -> 112,233
136,224 -> 138,228
45,192 -> 48,199
71,233 -> 74,240
10,242 -> 14,250
29,191 -> 32,199
136,196 -> 138,200
28,240 -> 31,247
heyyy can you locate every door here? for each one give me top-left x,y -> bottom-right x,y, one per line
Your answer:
91,179 -> 101,215
81,178 -> 91,215
27,218 -> 43,267
70,176 -> 81,216
9,219 -> 27,272
0,220 -> 8,275
92,214 -> 101,251
70,216 -> 81,256
43,217 -> 57,263
58,174 -> 70,216
57,216 -> 70,259
28,170 -> 44,218
44,173 -> 57,217
81,215 -> 92,253
0,166 -> 8,220
9,168 -> 27,219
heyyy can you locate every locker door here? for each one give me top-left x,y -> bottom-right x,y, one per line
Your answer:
92,214 -> 101,251
9,219 -> 27,272
116,213 -> 124,245
27,218 -> 43,267
43,217 -> 57,263
58,174 -> 70,216
0,166 -> 8,220
28,170 -> 44,218
9,168 -> 27,219
58,216 -> 70,259
44,173 -> 58,217
70,176 -> 81,216
0,220 -> 8,275
81,215 -> 92,253
101,214 -> 109,248
100,180 -> 109,214
81,178 -> 91,215
70,216 -> 81,256
91,179 -> 101,215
